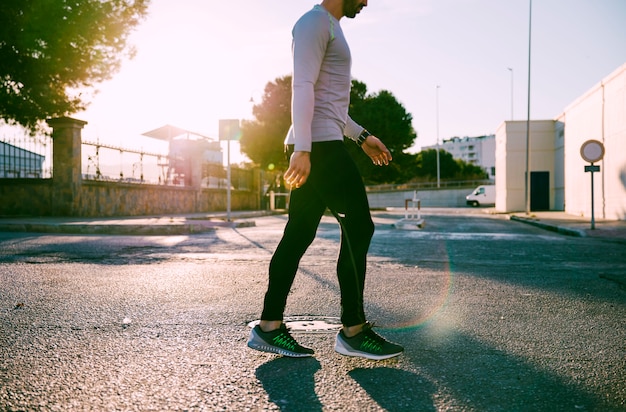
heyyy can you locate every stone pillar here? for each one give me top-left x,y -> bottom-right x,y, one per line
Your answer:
47,117 -> 87,216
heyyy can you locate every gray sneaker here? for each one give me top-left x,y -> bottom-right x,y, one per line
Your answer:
335,322 -> 403,360
247,324 -> 314,358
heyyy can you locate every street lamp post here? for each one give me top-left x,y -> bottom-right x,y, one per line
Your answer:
436,85 -> 441,189
525,0 -> 533,215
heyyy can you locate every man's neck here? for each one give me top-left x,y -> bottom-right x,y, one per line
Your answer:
320,0 -> 343,20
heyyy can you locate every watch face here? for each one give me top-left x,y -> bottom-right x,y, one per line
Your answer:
580,140 -> 605,163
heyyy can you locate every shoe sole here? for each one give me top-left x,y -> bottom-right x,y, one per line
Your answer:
334,336 -> 403,360
247,331 -> 314,358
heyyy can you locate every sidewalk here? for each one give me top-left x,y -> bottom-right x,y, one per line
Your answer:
1,209 -> 625,242
508,210 -> 626,243
0,211 -> 281,235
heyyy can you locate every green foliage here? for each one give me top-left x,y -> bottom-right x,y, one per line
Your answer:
0,0 -> 150,134
409,148 -> 488,182
240,76 -> 292,171
345,80 -> 417,184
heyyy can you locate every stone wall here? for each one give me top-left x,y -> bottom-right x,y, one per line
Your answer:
0,179 -> 53,216
0,178 -> 258,217
78,181 -> 258,217
367,187 -> 479,209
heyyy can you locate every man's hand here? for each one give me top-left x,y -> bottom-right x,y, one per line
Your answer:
284,151 -> 311,189
361,135 -> 392,166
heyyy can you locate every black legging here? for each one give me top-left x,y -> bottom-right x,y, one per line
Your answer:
261,140 -> 375,327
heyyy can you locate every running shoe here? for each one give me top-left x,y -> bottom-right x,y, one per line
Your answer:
247,324 -> 314,358
334,322 -> 403,360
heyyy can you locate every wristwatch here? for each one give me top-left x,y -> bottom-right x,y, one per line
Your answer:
357,129 -> 371,146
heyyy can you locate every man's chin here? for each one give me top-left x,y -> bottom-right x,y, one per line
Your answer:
345,4 -> 364,18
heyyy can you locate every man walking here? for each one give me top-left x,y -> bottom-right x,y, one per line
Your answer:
247,0 -> 403,360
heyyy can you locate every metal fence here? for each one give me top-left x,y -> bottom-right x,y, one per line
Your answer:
0,133 -> 53,178
366,179 -> 492,192
82,140 -> 169,184
0,133 -> 254,190
81,140 -> 254,190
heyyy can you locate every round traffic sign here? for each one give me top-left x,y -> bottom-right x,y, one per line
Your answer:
580,140 -> 605,163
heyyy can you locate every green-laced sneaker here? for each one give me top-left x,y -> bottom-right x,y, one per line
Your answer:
334,322 -> 403,360
247,324 -> 314,358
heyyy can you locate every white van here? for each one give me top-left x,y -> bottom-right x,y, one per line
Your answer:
466,185 -> 495,207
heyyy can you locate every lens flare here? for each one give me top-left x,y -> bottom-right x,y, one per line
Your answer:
387,256 -> 455,332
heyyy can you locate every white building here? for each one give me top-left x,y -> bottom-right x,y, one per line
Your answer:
142,125 -> 223,187
495,62 -> 626,220
423,135 -> 496,180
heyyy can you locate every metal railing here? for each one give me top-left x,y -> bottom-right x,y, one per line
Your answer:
82,140 -> 169,184
81,140 -> 254,190
366,179 -> 492,192
0,133 -> 255,190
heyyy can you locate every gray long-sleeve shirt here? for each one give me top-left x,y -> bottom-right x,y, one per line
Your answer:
284,4 -> 364,152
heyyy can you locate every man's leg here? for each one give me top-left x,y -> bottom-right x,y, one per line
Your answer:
260,181 -> 326,324
331,179 -> 404,359
334,205 -> 374,327
304,142 -> 403,360
249,171 -> 326,358
331,169 -> 374,328
305,141 -> 374,328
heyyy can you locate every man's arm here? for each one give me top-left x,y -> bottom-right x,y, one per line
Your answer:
291,11 -> 329,153
361,135 -> 393,166
344,115 -> 393,167
286,11 -> 330,187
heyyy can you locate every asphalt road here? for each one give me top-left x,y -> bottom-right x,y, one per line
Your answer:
1,209 -> 625,411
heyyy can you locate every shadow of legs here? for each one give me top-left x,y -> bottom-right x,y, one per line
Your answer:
348,367 -> 436,412
256,357 -> 322,411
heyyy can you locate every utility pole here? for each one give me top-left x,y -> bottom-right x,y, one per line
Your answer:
436,85 -> 441,189
525,0 -> 533,215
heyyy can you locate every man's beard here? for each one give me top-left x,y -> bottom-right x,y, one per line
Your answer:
343,0 -> 364,18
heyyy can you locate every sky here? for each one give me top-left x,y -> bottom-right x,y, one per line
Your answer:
74,0 -> 626,162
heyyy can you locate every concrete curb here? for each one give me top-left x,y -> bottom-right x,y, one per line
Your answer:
0,222 -> 243,235
509,215 -> 587,237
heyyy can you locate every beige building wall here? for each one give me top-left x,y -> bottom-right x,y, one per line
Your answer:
495,120 -> 556,213
495,63 -> 626,221
553,121 -> 565,210
495,121 -> 523,212
556,63 -> 626,220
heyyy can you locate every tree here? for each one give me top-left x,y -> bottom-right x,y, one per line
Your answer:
0,0 -> 150,134
415,149 -> 459,179
239,75 -> 292,171
457,159 -> 489,180
239,76 -> 418,184
346,80 -> 417,184
410,148 -> 488,182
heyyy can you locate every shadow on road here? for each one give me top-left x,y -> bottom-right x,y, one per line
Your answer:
348,366 -> 436,411
396,326 -> 614,411
256,357 -> 322,411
